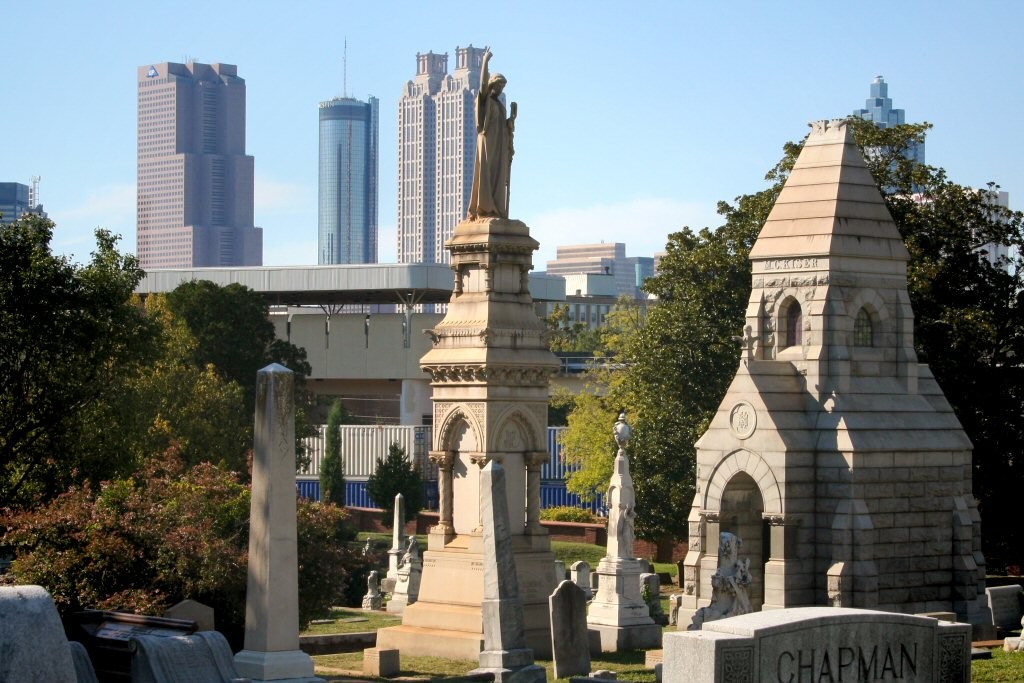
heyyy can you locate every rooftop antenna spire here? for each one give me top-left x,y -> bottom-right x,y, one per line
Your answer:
343,37 -> 348,97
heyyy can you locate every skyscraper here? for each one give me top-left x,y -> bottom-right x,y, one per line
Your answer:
397,46 -> 485,265
853,75 -> 925,164
0,183 -> 30,225
136,61 -> 262,269
318,95 -> 379,264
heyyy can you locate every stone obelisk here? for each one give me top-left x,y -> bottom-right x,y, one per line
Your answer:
469,460 -> 546,682
384,493 -> 406,593
376,49 -> 559,660
234,364 -> 322,682
586,413 -> 661,651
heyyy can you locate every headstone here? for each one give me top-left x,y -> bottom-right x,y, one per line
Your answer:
362,570 -> 383,611
640,573 -> 663,621
0,584 -> 77,682
587,413 -> 661,651
554,560 -> 567,584
363,648 -> 400,677
164,599 -> 215,632
129,631 -> 246,683
666,607 -> 971,683
386,537 -> 422,614
572,561 -> 593,600
667,595 -> 683,627
688,531 -> 752,630
986,585 -> 1023,630
69,641 -> 100,683
550,580 -> 592,679
468,460 -> 546,683
590,572 -> 599,592
387,493 -> 407,585
233,364 -> 322,682
637,560 -> 654,575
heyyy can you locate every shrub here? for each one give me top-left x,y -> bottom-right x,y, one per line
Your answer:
365,443 -> 423,523
540,506 -> 599,523
319,400 -> 348,506
2,451 -> 360,633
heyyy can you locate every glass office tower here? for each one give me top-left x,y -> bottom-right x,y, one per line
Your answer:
318,96 -> 379,265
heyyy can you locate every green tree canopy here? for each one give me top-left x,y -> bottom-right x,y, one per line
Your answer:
365,443 -> 424,524
320,399 -> 355,506
0,217 -> 158,506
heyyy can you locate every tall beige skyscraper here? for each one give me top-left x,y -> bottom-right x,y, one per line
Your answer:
136,61 -> 262,269
397,46 -> 485,265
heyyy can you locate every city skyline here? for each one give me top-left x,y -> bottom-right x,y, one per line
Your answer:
4,1 -> 1022,269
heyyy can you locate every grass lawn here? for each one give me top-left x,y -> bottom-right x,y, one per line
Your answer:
302,607 -> 401,636
313,647 -> 1024,682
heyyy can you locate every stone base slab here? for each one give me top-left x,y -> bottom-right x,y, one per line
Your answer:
588,622 -> 663,652
233,649 -> 321,682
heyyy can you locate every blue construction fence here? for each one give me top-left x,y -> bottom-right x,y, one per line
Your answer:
297,427 -> 605,515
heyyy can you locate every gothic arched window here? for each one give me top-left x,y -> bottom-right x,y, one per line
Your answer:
784,300 -> 802,348
854,307 -> 874,347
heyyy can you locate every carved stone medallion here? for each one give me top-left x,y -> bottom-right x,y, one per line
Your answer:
729,401 -> 757,440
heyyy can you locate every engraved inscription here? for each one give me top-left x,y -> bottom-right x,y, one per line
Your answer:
763,258 -> 818,271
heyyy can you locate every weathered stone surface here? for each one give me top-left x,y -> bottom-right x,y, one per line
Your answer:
550,580 -> 592,679
664,607 -> 971,683
362,648 -> 400,677
469,460 -> 545,683
387,493 -> 407,584
164,599 -> 215,632
130,631 -> 248,683
572,561 -> 593,600
0,585 -> 77,682
69,641 -> 100,683
986,585 -> 1023,629
362,570 -> 383,611
387,537 -> 422,614
233,364 -> 322,683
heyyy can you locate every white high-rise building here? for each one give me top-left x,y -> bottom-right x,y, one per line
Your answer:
397,46 -> 485,265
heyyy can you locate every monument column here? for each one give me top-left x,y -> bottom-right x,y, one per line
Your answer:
428,450 -> 455,544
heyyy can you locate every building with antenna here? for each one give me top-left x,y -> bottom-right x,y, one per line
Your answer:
0,180 -> 45,224
397,45 -> 485,265
136,61 -> 262,269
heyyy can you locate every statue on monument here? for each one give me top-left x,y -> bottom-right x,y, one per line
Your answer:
468,47 -> 516,220
688,531 -> 752,630
606,412 -> 637,558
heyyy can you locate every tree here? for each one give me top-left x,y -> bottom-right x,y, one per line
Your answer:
164,280 -> 316,469
544,303 -> 604,353
0,217 -> 158,507
76,294 -> 251,475
319,399 -> 352,506
2,452 -> 360,637
365,443 -> 424,523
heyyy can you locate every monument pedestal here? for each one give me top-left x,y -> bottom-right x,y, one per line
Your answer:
375,534 -> 556,659
586,557 -> 661,651
233,650 -> 322,683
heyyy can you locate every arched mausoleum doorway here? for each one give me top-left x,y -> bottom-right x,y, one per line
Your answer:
718,471 -> 766,611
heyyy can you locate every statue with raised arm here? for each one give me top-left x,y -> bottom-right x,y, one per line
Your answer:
468,47 -> 516,220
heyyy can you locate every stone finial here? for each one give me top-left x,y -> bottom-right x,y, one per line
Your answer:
613,412 -> 631,450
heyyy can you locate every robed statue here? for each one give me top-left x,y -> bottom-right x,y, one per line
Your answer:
469,48 -> 516,220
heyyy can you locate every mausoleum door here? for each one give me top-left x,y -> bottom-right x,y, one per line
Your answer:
719,472 -> 766,611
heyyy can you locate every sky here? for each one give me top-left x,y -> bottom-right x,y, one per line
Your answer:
4,1 -> 1023,268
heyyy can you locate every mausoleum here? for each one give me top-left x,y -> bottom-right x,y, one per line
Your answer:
680,119 -> 989,625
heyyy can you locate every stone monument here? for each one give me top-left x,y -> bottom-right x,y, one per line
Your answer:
387,536 -> 423,614
549,580 -> 592,679
385,493 -> 407,593
586,413 -> 661,651
679,119 -> 989,625
233,364 -> 322,683
468,460 -> 546,682
0,585 -> 78,682
362,570 -> 383,611
665,607 -> 971,683
376,48 -> 558,660
688,531 -> 752,630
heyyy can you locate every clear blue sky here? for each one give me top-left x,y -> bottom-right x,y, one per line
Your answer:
4,1 -> 1022,268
